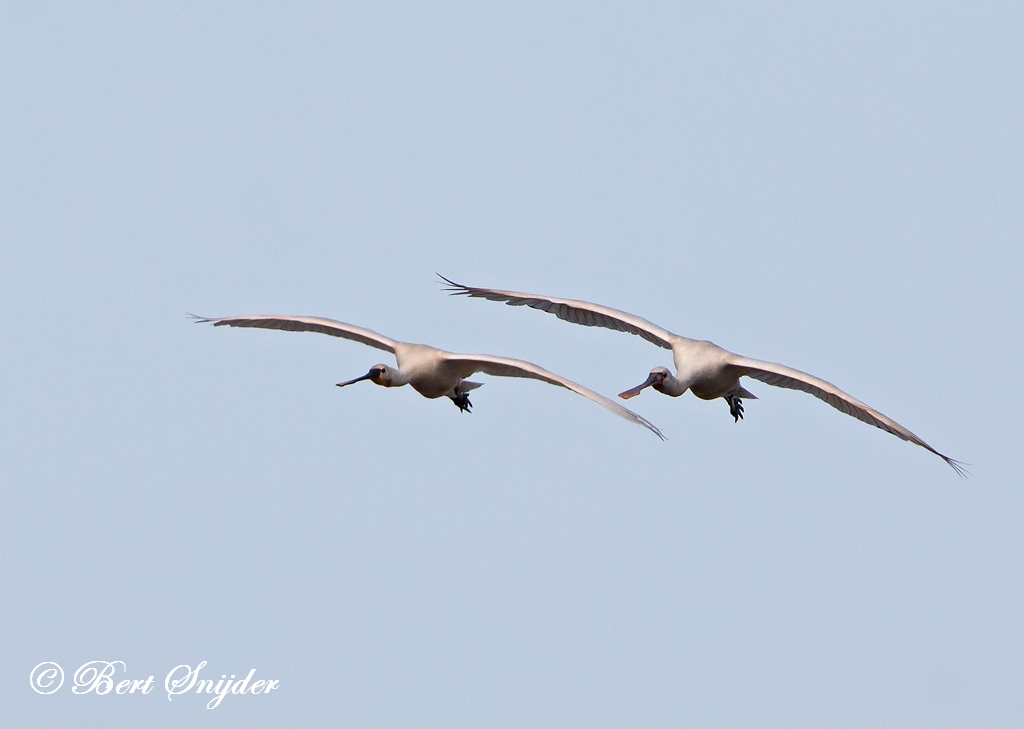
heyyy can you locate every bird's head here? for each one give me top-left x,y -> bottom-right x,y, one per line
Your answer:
337,364 -> 392,389
619,366 -> 675,399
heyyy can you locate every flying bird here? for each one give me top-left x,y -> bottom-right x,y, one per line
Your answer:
192,314 -> 664,439
440,277 -> 964,475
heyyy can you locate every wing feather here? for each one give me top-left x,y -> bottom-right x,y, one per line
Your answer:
728,354 -> 966,475
440,276 -> 676,350
443,353 -> 664,440
191,314 -> 398,354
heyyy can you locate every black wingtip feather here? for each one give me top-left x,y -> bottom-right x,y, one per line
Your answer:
944,457 -> 970,478
437,273 -> 472,295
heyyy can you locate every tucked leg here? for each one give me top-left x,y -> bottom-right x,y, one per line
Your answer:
450,391 -> 473,413
726,394 -> 744,422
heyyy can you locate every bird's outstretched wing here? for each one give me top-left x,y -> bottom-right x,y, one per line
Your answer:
440,276 -> 676,350
191,314 -> 398,354
442,353 -> 665,439
726,354 -> 966,476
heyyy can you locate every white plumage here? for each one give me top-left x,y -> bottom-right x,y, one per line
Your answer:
441,277 -> 964,475
193,314 -> 664,439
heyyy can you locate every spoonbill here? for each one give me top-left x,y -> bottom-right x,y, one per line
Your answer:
192,314 -> 664,439
440,277 -> 964,475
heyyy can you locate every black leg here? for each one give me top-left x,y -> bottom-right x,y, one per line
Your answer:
452,391 -> 473,413
727,395 -> 744,422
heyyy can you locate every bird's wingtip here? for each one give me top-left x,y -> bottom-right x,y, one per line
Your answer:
634,415 -> 665,440
436,273 -> 471,295
945,457 -> 970,478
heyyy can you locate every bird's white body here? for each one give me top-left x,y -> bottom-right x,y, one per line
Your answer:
443,277 -> 964,474
667,338 -> 738,400
390,343 -> 447,396
193,314 -> 663,438
380,342 -> 481,400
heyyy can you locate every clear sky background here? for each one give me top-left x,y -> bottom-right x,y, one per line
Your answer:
2,1 -> 1022,726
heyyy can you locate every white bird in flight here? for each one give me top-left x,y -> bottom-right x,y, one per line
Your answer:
192,314 -> 664,439
441,277 -> 964,475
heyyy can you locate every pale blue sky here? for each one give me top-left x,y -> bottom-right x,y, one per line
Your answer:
2,1 -> 1022,726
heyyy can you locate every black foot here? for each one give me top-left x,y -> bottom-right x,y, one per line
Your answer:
727,395 -> 744,422
452,392 -> 473,413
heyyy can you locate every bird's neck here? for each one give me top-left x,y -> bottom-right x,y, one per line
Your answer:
658,373 -> 688,397
381,365 -> 411,388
